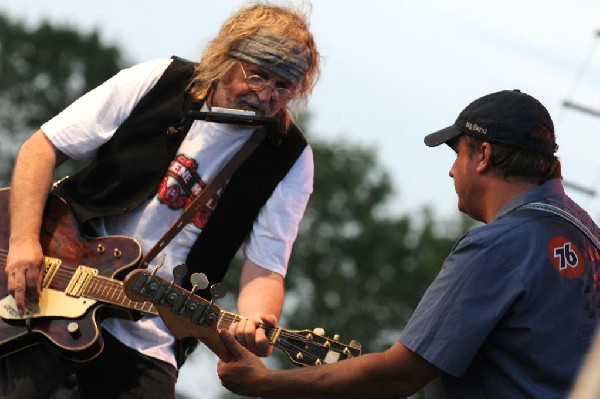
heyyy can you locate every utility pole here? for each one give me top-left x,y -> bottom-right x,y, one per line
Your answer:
560,29 -> 600,199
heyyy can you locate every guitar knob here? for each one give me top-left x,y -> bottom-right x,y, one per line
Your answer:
312,327 -> 325,336
67,322 -> 81,338
333,334 -> 340,341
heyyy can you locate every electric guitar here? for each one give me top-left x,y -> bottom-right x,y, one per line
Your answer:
0,187 -> 152,361
123,268 -> 363,366
0,187 -> 362,366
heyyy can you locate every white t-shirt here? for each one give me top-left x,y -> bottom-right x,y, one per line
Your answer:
42,58 -> 313,367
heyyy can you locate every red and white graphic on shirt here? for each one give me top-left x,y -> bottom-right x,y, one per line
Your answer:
548,236 -> 585,279
157,154 -> 219,229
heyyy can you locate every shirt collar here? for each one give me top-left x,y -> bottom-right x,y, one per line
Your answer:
493,178 -> 565,221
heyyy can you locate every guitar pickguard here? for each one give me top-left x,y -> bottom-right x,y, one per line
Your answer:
0,289 -> 97,320
0,255 -> 100,320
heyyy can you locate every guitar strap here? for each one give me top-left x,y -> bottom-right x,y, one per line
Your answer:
519,199 -> 600,250
140,127 -> 267,268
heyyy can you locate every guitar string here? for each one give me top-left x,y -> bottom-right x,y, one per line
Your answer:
47,263 -> 339,348
0,251 -> 154,314
215,313 -> 339,363
216,312 -> 349,363
218,312 -> 349,351
11,257 -> 155,312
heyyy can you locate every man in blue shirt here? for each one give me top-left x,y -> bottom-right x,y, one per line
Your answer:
215,90 -> 600,398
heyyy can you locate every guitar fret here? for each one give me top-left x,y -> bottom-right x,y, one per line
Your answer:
214,311 -> 281,339
217,311 -> 237,330
217,312 -> 225,329
268,326 -> 282,344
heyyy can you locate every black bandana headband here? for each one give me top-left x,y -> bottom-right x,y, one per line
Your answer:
229,31 -> 311,86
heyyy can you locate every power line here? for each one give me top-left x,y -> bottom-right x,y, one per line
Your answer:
563,100 -> 600,119
563,179 -> 597,197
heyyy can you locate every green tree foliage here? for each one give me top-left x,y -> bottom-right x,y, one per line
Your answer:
0,12 -> 126,185
282,135 -> 467,355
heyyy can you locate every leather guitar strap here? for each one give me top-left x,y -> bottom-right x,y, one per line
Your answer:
140,128 -> 266,268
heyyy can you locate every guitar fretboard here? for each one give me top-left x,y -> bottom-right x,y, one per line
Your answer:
217,310 -> 280,343
83,275 -> 158,315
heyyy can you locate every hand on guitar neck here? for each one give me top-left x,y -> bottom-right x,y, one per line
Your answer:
123,268 -> 363,367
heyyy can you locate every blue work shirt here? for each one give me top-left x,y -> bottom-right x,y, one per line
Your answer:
400,178 -> 599,398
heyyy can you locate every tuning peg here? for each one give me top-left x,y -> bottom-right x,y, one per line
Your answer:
312,327 -> 325,336
209,282 -> 227,300
172,264 -> 188,284
150,253 -> 166,277
190,272 -> 209,292
195,281 -> 226,326
333,334 -> 340,341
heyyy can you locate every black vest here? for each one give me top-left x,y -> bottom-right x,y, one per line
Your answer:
54,57 -> 307,293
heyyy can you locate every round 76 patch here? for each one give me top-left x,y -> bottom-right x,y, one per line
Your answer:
548,236 -> 585,278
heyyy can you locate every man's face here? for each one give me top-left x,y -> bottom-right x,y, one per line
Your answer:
449,136 -> 484,221
210,62 -> 295,117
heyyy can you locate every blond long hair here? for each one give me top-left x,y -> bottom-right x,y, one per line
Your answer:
189,2 -> 320,113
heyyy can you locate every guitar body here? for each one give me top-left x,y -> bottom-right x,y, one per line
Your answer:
0,187 -> 142,361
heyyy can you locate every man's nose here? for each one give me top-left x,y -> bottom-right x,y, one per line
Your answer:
256,87 -> 274,102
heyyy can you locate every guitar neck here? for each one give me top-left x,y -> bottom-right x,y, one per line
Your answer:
217,310 -> 281,343
83,275 -> 158,316
121,269 -> 363,367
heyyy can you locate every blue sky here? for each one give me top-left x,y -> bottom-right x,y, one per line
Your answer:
1,1 -> 599,397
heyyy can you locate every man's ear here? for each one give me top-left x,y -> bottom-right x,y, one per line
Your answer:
475,142 -> 492,173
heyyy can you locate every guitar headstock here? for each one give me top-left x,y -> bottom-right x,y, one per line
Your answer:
276,327 -> 362,367
123,269 -> 232,361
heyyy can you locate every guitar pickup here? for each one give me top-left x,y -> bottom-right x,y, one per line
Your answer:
65,266 -> 98,297
41,257 -> 62,289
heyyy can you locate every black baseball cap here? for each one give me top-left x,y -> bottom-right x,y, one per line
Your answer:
424,90 -> 557,154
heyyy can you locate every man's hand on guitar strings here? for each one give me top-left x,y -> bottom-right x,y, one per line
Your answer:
5,238 -> 44,316
229,313 -> 278,357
